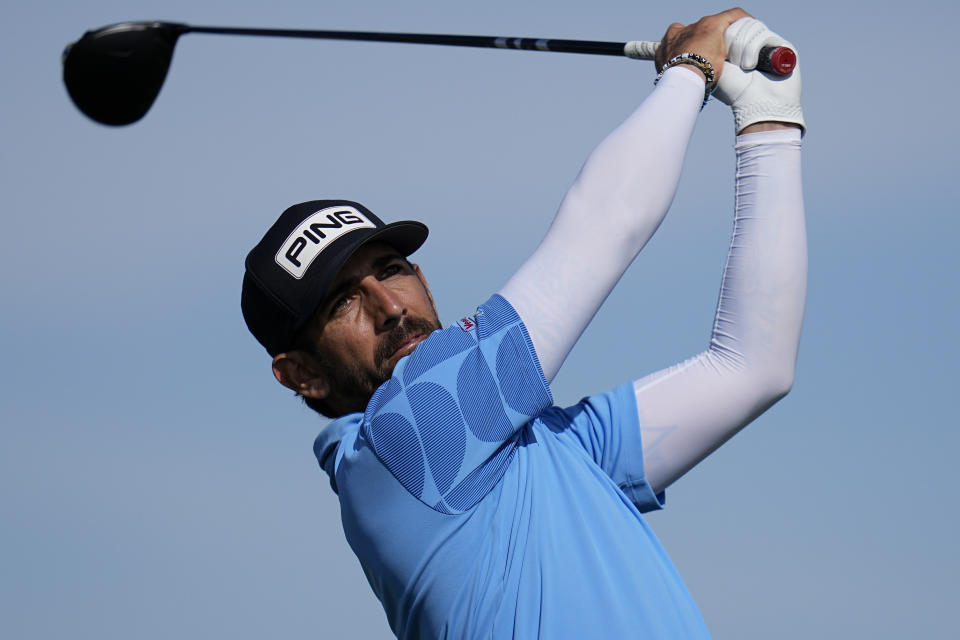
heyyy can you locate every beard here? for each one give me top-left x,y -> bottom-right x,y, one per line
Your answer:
316,313 -> 441,415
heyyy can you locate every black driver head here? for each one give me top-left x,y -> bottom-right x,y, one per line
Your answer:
62,22 -> 187,126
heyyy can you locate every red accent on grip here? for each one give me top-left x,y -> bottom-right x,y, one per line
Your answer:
758,46 -> 796,75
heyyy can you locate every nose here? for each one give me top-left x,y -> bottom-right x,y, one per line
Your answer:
364,277 -> 406,330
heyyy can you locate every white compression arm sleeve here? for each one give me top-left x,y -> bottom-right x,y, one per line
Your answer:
499,68 -> 806,494
499,66 -> 706,380
636,128 -> 806,493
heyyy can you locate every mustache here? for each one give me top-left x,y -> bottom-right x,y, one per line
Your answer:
374,315 -> 439,370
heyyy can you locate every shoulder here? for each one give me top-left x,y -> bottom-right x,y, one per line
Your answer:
351,294 -> 553,514
367,294 -> 551,418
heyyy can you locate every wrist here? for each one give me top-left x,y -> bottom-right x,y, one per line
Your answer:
740,122 -> 802,134
735,126 -> 802,147
659,52 -> 715,87
674,63 -> 706,83
655,53 -> 716,110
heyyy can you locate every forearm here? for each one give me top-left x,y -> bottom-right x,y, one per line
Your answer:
499,67 -> 705,381
637,128 -> 807,492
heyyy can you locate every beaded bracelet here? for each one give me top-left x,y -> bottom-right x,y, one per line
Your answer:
654,52 -> 716,110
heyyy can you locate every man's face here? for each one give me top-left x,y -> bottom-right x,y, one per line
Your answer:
289,242 -> 441,414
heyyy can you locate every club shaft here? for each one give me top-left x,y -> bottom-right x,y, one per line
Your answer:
186,25 -> 636,58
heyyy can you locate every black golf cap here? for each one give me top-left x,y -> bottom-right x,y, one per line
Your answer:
242,200 -> 428,356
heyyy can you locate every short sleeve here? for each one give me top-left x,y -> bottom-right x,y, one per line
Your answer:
541,382 -> 664,512
360,294 -> 553,514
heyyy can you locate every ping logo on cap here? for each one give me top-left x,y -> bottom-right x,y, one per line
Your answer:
275,206 -> 376,278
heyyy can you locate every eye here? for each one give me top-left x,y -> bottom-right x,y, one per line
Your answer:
379,262 -> 405,279
329,292 -> 355,316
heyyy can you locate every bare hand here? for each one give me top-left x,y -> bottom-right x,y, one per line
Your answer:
655,7 -> 752,82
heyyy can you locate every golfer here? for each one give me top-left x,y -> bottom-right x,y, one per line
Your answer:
241,8 -> 806,638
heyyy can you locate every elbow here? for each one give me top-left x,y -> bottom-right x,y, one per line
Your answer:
701,347 -> 798,414
755,362 -> 796,407
708,341 -> 798,405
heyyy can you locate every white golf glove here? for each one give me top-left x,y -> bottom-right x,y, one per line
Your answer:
714,17 -> 805,134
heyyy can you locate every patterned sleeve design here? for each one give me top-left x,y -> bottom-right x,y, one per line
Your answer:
361,295 -> 552,514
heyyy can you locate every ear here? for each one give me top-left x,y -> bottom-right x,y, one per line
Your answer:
272,351 -> 330,400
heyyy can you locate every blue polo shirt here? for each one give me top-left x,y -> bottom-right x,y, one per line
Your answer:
314,295 -> 709,638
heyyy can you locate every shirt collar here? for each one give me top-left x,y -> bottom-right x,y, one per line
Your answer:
312,412 -> 363,493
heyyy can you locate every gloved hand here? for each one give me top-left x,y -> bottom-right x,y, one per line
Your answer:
714,17 -> 805,134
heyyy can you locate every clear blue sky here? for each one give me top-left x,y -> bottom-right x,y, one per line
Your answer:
3,0 -> 958,638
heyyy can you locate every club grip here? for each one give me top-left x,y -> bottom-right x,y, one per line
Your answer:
623,41 -> 796,77
756,46 -> 796,75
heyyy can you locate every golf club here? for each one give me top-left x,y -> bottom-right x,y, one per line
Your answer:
62,21 -> 797,126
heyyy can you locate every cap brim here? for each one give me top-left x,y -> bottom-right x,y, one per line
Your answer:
361,220 -> 429,259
